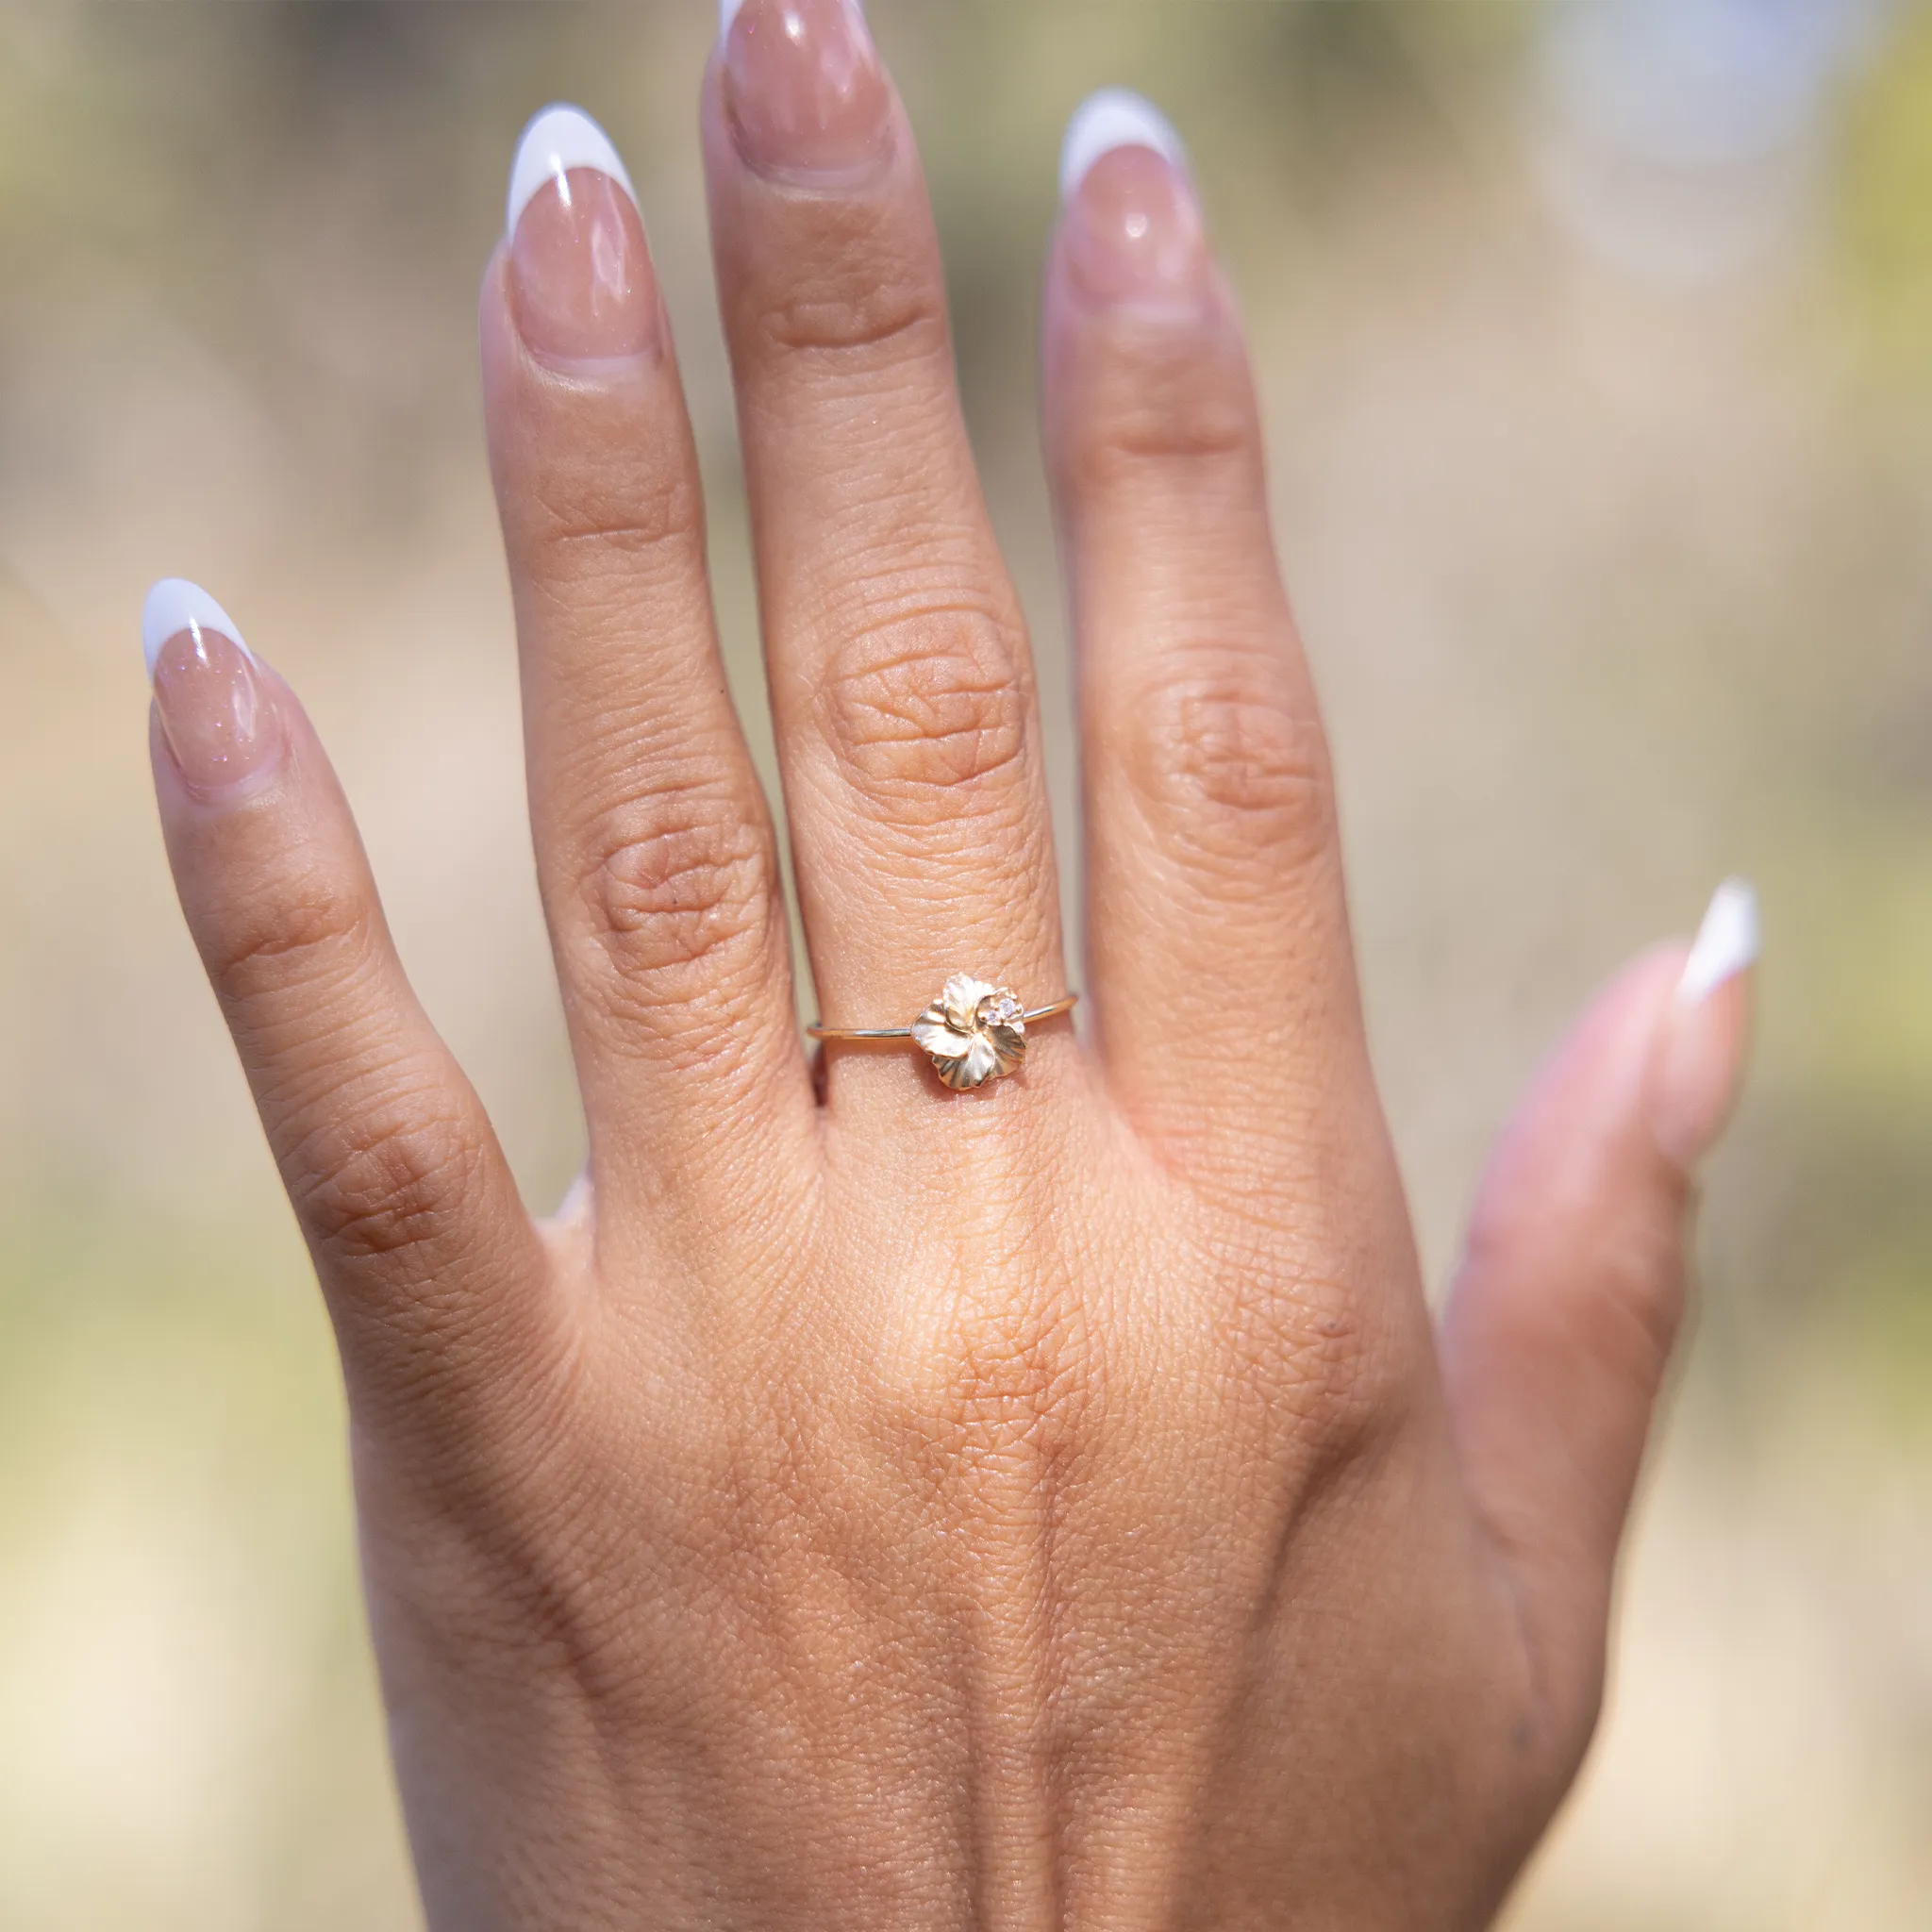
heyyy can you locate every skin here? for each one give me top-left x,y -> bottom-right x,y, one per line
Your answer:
146,6 -> 1753,1928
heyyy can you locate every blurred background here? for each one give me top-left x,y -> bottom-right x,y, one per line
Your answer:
1,0 -> 1929,1924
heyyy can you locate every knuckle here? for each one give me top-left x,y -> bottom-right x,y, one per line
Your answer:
207,881 -> 371,1009
819,605 -> 1031,816
948,1304 -> 1088,1432
1591,1214 -> 1689,1388
535,462 -> 704,573
877,1282 -> 1100,1478
1291,1292 -> 1402,1463
576,783 -> 778,988
1062,331 -> 1260,491
1205,1206 -> 1416,1467
1078,391 -> 1257,493
291,1105 -> 480,1271
1127,665 -> 1337,881
755,266 -> 945,362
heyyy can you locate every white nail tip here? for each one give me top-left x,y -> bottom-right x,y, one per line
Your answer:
1059,89 -> 1188,203
722,0 -> 863,30
505,105 -> 637,238
142,578 -> 250,679
722,0 -> 865,35
1678,877 -> 1759,1006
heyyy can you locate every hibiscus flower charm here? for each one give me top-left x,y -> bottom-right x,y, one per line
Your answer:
910,974 -> 1028,1091
807,980 -> 1074,1086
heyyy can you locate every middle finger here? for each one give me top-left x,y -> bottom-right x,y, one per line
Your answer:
703,0 -> 1068,1103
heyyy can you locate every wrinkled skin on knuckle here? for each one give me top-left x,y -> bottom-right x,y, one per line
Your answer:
534,459 -> 706,573
573,784 -> 778,995
1057,312 -> 1260,488
750,235 -> 946,362
818,606 -> 1034,824
1126,667 -> 1338,887
206,875 -> 375,1011
288,1101 -> 484,1274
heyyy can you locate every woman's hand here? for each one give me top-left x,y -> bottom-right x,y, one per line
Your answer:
143,4 -> 1755,1925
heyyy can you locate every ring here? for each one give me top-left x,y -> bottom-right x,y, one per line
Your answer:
809,974 -> 1079,1091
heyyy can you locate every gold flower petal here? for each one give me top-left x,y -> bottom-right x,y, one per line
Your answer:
985,1020 -> 1027,1077
935,1032 -> 1001,1091
941,974 -> 996,1032
912,1010 -> 972,1061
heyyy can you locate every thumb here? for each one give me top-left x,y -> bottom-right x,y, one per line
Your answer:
1441,880 -> 1757,1740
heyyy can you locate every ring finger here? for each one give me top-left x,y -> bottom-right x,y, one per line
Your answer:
703,0 -> 1067,1107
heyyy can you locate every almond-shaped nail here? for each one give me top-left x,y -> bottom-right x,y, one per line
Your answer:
722,0 -> 891,183
1060,91 -> 1209,307
507,105 -> 659,368
1647,878 -> 1758,1170
144,578 -> 284,797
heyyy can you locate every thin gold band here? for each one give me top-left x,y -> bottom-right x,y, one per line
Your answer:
808,993 -> 1078,1043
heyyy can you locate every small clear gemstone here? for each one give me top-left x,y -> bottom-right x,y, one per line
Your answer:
981,992 -> 1024,1029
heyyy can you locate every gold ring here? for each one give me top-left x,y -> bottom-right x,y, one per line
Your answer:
809,974 -> 1079,1091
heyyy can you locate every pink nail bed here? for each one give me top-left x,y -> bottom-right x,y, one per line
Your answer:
506,106 -> 658,367
1060,92 -> 1210,308
722,0 -> 891,183
143,578 -> 283,796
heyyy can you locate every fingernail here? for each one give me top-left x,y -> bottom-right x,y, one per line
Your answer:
722,0 -> 891,184
143,578 -> 284,797
506,105 -> 659,368
1646,878 -> 1758,1170
1059,91 -> 1209,308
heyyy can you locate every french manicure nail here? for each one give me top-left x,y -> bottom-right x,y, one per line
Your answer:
1647,878 -> 1758,1170
1676,876 -> 1760,1008
722,0 -> 891,184
1059,91 -> 1209,307
506,105 -> 659,368
144,578 -> 284,796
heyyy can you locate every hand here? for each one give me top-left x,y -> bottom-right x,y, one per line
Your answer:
143,5 -> 1756,1926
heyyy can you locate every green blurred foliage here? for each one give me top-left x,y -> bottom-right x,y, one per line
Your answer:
1837,0 -> 1932,373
